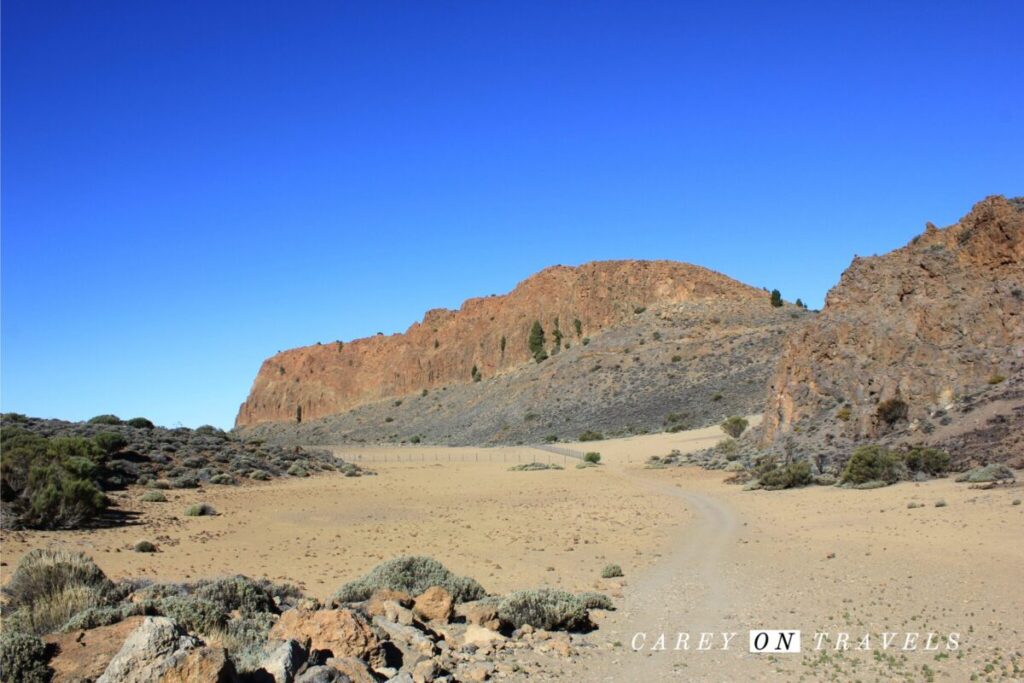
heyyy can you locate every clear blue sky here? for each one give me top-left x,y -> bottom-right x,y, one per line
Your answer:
2,1 -> 1022,429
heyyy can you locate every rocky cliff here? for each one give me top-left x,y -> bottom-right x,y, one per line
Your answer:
236,260 -> 806,444
760,196 -> 1024,458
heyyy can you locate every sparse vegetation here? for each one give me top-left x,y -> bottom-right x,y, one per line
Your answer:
576,592 -> 614,610
583,452 -> 601,464
955,464 -> 1015,483
901,446 -> 951,476
600,563 -> 623,578
126,417 -> 155,429
841,445 -> 905,485
720,415 -> 749,438
134,540 -> 157,553
987,373 -> 1006,384
1,548 -> 116,635
498,589 -> 590,631
331,556 -> 486,605
0,630 -> 51,683
528,321 -> 548,362
876,398 -> 909,426
185,503 -> 217,517
88,414 -> 122,425
759,460 -> 814,490
510,462 -> 564,471
578,430 -> 603,442
141,490 -> 167,502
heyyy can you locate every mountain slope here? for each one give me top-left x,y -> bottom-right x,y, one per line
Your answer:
236,260 -> 807,445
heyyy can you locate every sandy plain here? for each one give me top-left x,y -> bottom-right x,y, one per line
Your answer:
2,421 -> 1022,681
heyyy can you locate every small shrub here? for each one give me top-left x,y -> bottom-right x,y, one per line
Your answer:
185,503 -> 217,517
2,549 -> 116,635
841,445 -> 905,485
633,306 -> 646,314
582,337 -> 590,346
134,541 -> 157,553
155,595 -> 227,634
497,589 -> 590,631
0,631 -> 52,683
902,447 -> 951,476
409,435 -> 421,444
1012,499 -> 1021,506
577,592 -> 614,610
720,416 -> 749,439
286,464 -> 308,477
93,432 -> 128,455
331,556 -> 486,605
578,431 -> 603,442
171,474 -> 199,489
671,355 -> 682,362
575,462 -> 598,469
126,417 -> 155,429
759,460 -> 814,490
87,414 -> 121,425
583,452 -> 601,464
716,438 -> 739,458
600,564 -> 623,579
60,603 -> 146,632
934,499 -> 947,508
955,464 -> 1015,483
249,470 -> 271,481
907,501 -> 923,509
195,576 -> 278,616
509,462 -> 563,471
209,473 -> 236,485
987,374 -> 1006,384
836,407 -> 851,421
141,490 -> 167,502
876,398 -> 909,426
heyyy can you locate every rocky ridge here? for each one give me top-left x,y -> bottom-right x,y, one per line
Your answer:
235,260 -> 791,432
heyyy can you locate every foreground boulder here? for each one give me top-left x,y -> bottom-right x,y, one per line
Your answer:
412,587 -> 454,623
268,609 -> 380,664
96,617 -> 235,683
44,616 -> 146,683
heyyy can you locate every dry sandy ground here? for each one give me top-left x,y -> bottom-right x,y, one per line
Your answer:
2,420 -> 1022,681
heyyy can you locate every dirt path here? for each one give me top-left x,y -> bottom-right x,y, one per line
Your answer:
572,466 -> 748,681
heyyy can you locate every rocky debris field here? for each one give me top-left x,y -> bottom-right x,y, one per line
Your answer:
240,299 -> 808,447
0,414 -> 366,530
0,551 -> 609,683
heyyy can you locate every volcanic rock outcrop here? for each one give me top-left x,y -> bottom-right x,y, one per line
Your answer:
236,260 -> 807,445
760,196 -> 1023,461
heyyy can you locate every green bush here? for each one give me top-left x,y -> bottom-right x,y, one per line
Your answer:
61,603 -> 147,632
93,432 -> 128,455
331,556 -> 486,605
0,631 -> 52,683
528,321 -> 547,362
134,541 -> 157,553
126,417 -> 155,429
901,447 -> 951,476
155,595 -> 227,635
841,445 -> 905,485
759,460 -> 814,490
576,592 -> 614,610
600,564 -> 623,578
185,503 -> 217,517
720,416 -> 749,439
2,549 -> 116,635
509,462 -> 563,471
876,398 -> 908,426
497,589 -> 589,631
88,414 -> 122,425
209,473 -> 236,485
286,463 -> 308,477
770,289 -> 783,307
583,452 -> 601,464
194,576 -> 278,617
140,490 -> 167,502
0,428 -> 109,530
578,431 -> 603,442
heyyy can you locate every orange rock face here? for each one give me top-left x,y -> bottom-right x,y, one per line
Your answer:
761,196 -> 1024,444
236,260 -> 765,428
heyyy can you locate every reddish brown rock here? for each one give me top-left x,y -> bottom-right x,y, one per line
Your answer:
44,616 -> 146,683
455,601 -> 501,631
325,655 -> 377,683
412,586 -> 454,623
268,608 -> 380,662
761,196 -> 1024,459
364,588 -> 413,617
236,260 -> 767,427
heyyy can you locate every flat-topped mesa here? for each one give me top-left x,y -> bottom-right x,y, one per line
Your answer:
235,260 -> 766,428
761,195 -> 1024,446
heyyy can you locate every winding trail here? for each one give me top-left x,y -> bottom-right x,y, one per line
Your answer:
575,466 -> 746,681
